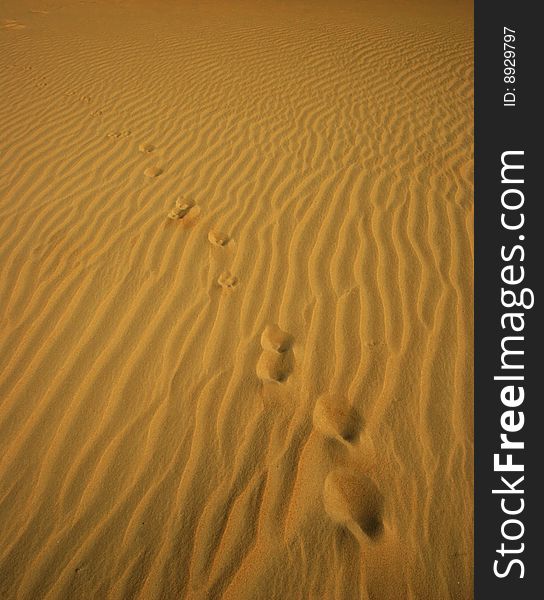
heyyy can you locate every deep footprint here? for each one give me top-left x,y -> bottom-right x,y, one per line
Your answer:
256,349 -> 292,383
323,468 -> 384,540
260,324 -> 293,353
313,394 -> 362,443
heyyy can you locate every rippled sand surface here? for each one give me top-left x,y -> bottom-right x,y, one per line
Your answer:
0,1 -> 473,598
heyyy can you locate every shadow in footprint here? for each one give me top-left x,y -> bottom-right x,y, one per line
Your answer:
260,324 -> 293,353
323,468 -> 384,541
313,394 -> 362,444
256,349 -> 293,383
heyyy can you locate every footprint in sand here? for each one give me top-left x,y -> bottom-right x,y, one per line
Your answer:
1,19 -> 26,30
107,130 -> 131,139
139,143 -> 155,154
313,394 -> 361,444
256,324 -> 294,383
256,350 -> 293,383
260,323 -> 293,353
168,198 -> 201,223
323,468 -> 384,541
217,270 -> 238,291
207,230 -> 232,248
144,166 -> 163,178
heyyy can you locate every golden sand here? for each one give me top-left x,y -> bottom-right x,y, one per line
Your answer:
0,0 -> 473,598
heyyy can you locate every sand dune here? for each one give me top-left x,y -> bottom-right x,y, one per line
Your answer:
0,1 -> 473,598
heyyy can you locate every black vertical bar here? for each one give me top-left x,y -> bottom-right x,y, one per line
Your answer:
475,1 -> 542,597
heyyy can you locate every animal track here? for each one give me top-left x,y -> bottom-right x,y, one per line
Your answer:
167,198 -> 201,224
144,166 -> 163,178
256,324 -> 294,383
313,394 -> 361,443
323,468 -> 384,541
217,271 -> 238,291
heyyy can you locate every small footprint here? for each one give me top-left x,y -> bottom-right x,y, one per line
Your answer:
256,350 -> 292,383
217,270 -> 238,291
144,166 -> 163,178
207,230 -> 232,247
168,198 -> 200,223
313,394 -> 361,444
139,143 -> 155,154
323,468 -> 384,541
1,19 -> 26,30
107,130 -> 131,139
